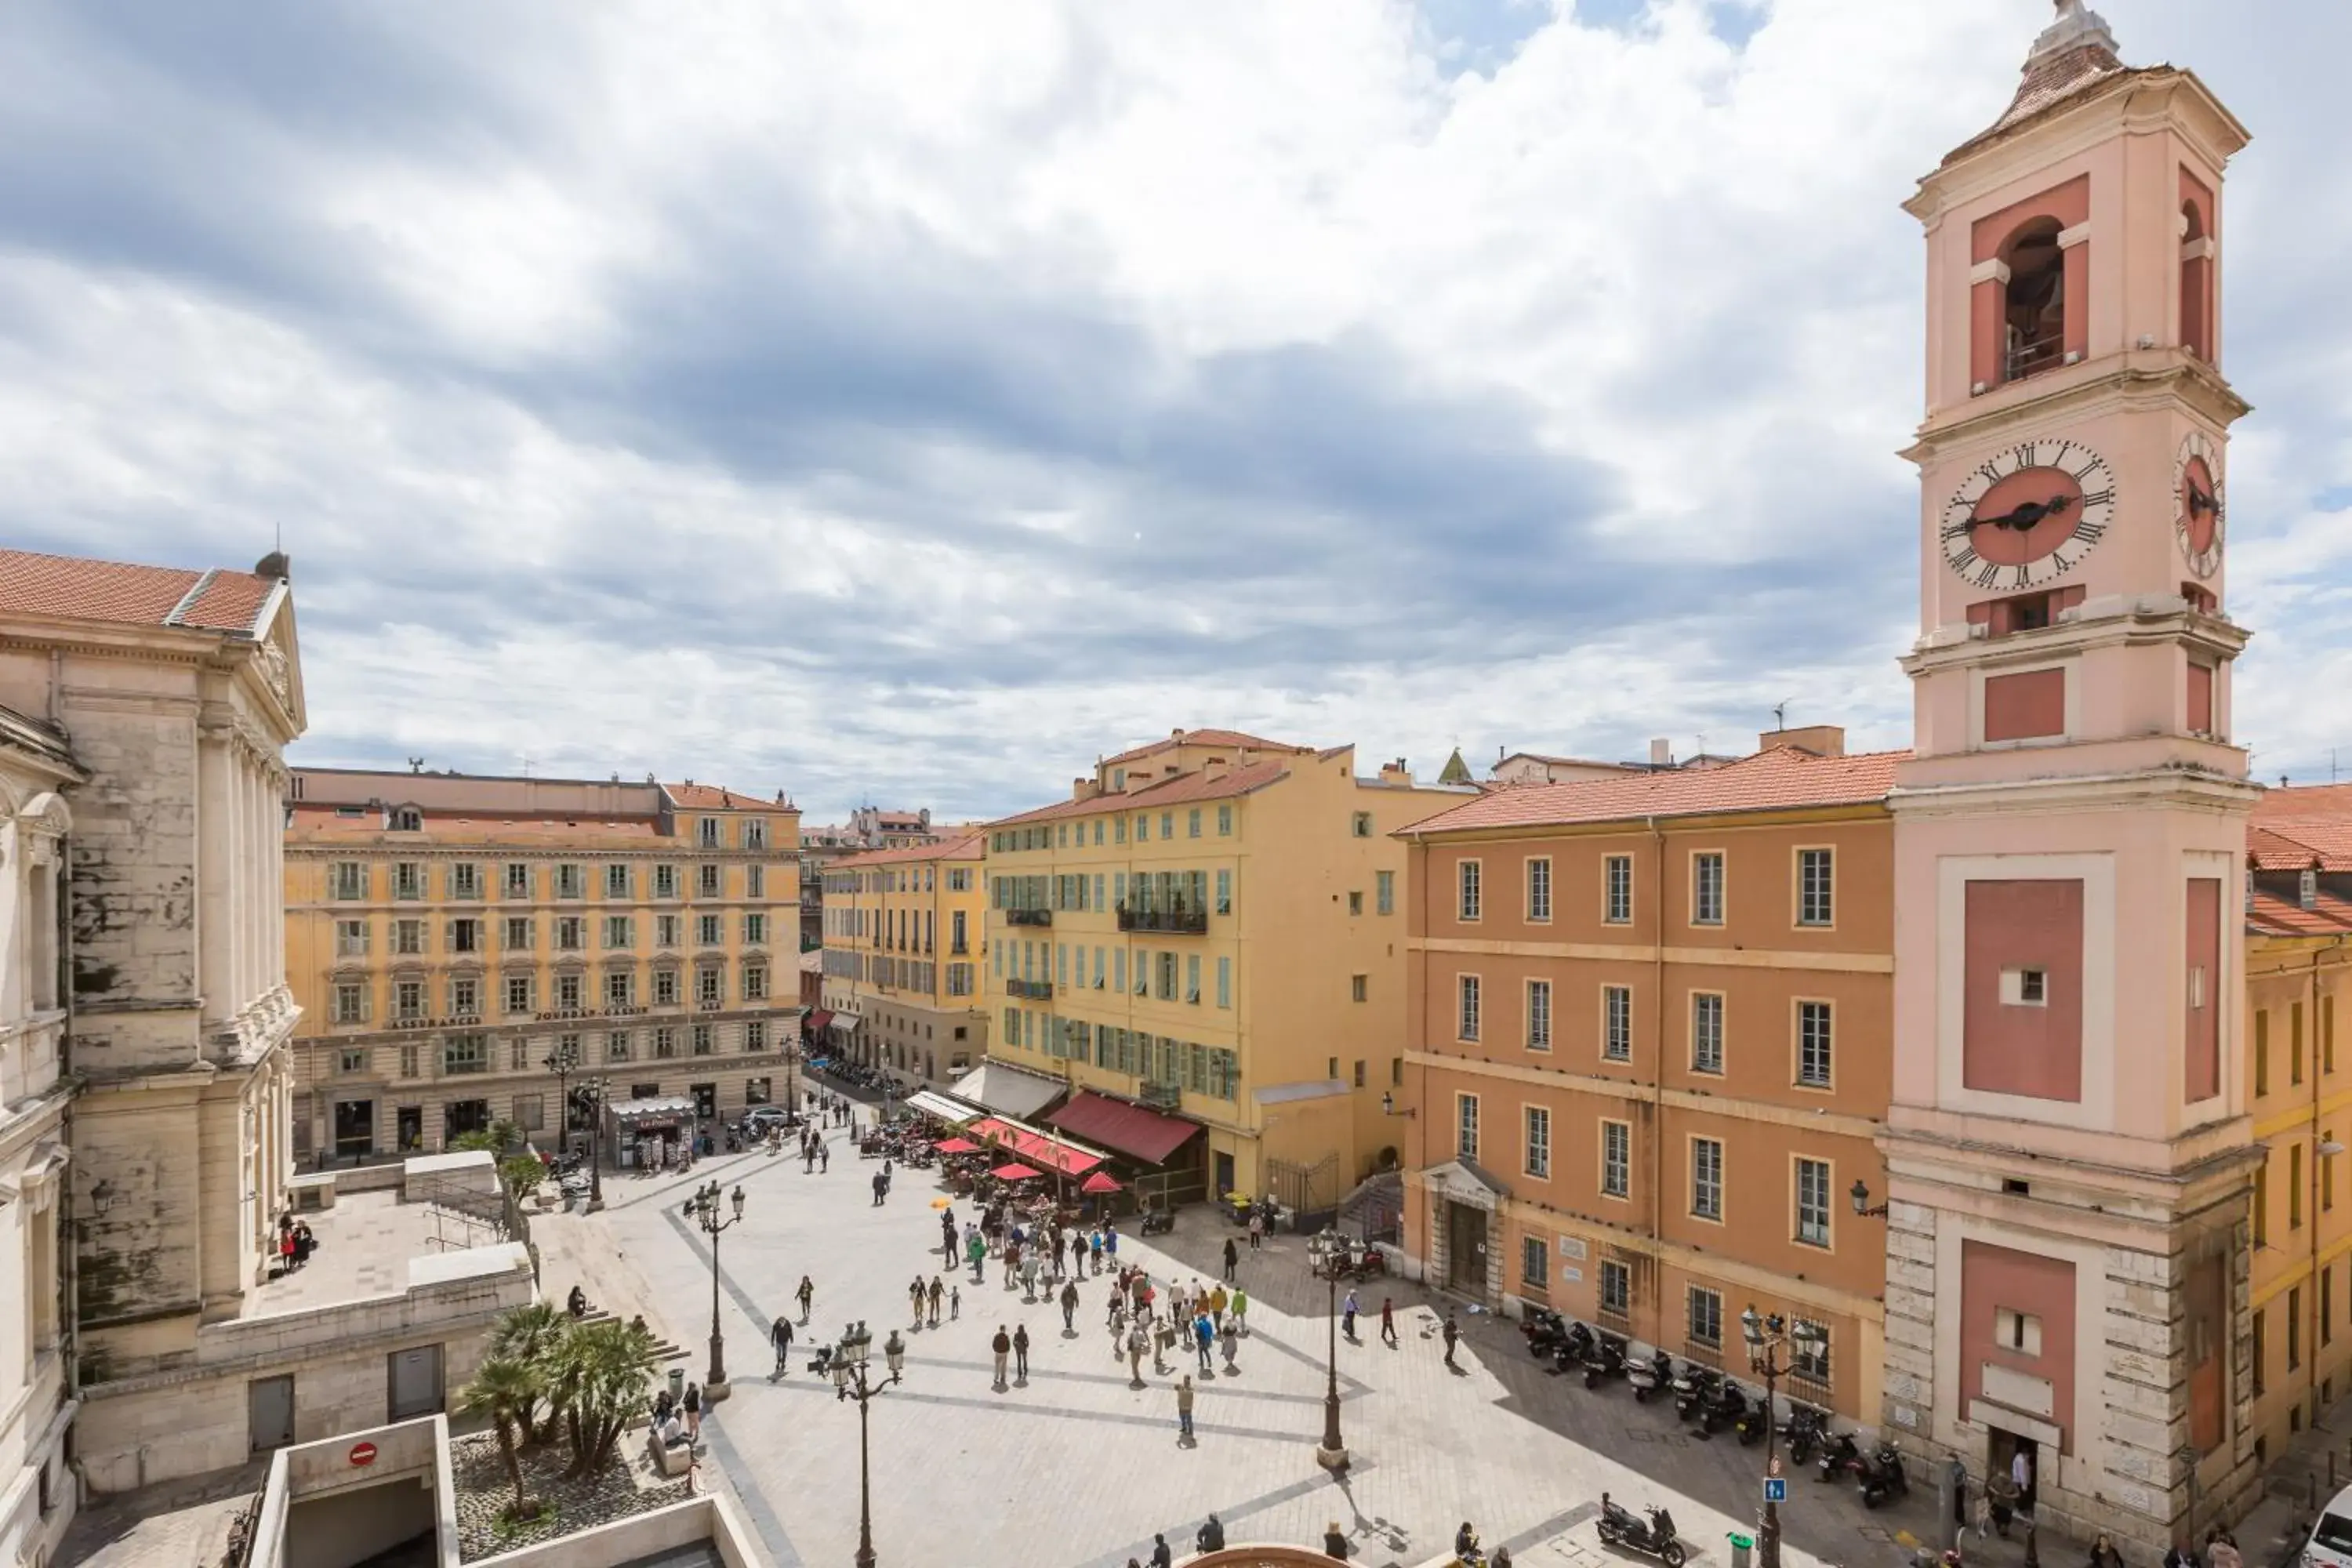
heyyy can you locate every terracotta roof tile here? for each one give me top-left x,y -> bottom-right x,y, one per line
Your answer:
1399,747 -> 1907,836
0,547 -> 280,637
2247,888 -> 2352,939
989,760 -> 1291,829
1099,729 -> 1310,768
2253,783 -> 2352,871
833,833 -> 985,869
663,782 -> 789,812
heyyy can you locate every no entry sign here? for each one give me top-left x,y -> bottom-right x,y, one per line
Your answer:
348,1441 -> 378,1467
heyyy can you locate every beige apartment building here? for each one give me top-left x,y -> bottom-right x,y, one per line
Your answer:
982,730 -> 1466,1207
816,833 -> 989,1088
285,770 -> 803,1163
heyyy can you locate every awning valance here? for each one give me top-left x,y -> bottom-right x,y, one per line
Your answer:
1047,1091 -> 1200,1166
967,1118 -> 1102,1177
949,1062 -> 1067,1120
903,1090 -> 980,1125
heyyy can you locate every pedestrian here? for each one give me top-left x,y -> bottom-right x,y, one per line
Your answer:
2162,1544 -> 2197,1568
1342,1288 -> 1359,1341
991,1327 -> 1011,1390
1324,1522 -> 1351,1560
797,1275 -> 815,1324
1194,1312 -> 1214,1373
771,1313 -> 793,1376
1208,1283 -> 1228,1317
1105,1221 -> 1119,1261
1247,1209 -> 1263,1250
1152,1315 -> 1173,1375
1023,1253 -> 1040,1300
1127,1323 -> 1148,1386
967,1232 -> 987,1283
950,1284 -> 962,1321
929,1276 -> 945,1327
1442,1310 -> 1461,1369
1175,1374 -> 1196,1443
873,1171 -> 887,1207
1061,1279 -> 1079,1334
1198,1514 -> 1226,1553
1223,1236 -> 1239,1282
1091,1229 -> 1105,1275
2205,1533 -> 2241,1568
1014,1323 -> 1031,1381
1220,1314 -> 1239,1370
683,1381 -> 702,1440
1232,1287 -> 1249,1336
2089,1534 -> 2126,1568
819,1142 -> 829,1171
911,1277 -> 927,1327
1151,1535 -> 1173,1568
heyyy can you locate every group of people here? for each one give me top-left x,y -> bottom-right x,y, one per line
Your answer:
650,1381 -> 704,1446
906,1272 -> 960,1327
274,1214 -> 317,1274
955,1208 -> 1121,1287
1105,1267 -> 1248,1388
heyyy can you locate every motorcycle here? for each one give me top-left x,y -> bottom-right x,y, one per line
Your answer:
1581,1334 -> 1628,1391
1140,1204 -> 1176,1236
1859,1444 -> 1909,1508
1523,1307 -> 1572,1359
1815,1432 -> 1862,1483
1691,1380 -> 1747,1440
1733,1392 -> 1771,1446
1628,1348 -> 1675,1404
1777,1404 -> 1828,1467
1551,1321 -> 1597,1377
1671,1367 -> 1720,1424
1595,1496 -> 1686,1568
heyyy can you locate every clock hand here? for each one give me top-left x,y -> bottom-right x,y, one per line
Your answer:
1965,495 -> 2075,533
2187,482 -> 2216,518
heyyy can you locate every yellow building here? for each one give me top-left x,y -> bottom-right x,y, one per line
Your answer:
981,730 -> 1466,1207
2244,783 -> 2352,1466
816,833 -> 989,1087
285,769 -> 802,1161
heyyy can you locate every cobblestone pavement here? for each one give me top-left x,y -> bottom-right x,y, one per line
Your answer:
534,1109 -> 1940,1568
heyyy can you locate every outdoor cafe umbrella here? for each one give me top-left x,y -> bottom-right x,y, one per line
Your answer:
992,1163 -> 1043,1181
935,1137 -> 981,1155
1080,1171 -> 1122,1195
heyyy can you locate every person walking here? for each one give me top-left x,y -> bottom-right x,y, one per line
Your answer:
941,1210 -> 958,1262
1380,1297 -> 1398,1348
991,1327 -> 1011,1391
911,1277 -> 927,1327
967,1231 -> 988,1283
1441,1311 -> 1461,1370
950,1284 -> 961,1321
1247,1209 -> 1264,1250
818,1142 -> 829,1171
1342,1288 -> 1360,1341
872,1171 -> 887,1207
2205,1532 -> 2242,1568
1127,1322 -> 1148,1387
683,1381 -> 702,1441
1022,1252 -> 1040,1301
1091,1229 -> 1105,1276
771,1314 -> 794,1376
1175,1374 -> 1196,1444
1014,1323 -> 1031,1382
1222,1236 -> 1239,1283
1104,1221 -> 1119,1263
1061,1279 -> 1080,1334
2089,1535 -> 2126,1568
1220,1313 -> 1240,1370
796,1275 -> 815,1325
1193,1311 -> 1214,1373
928,1276 -> 945,1327
1232,1287 -> 1249,1337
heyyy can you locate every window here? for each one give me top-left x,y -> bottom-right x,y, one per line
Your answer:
1218,804 -> 1232,837
1602,985 -> 1632,1062
604,915 -> 633,949
394,920 -> 425,956
442,1035 -> 489,1076
2292,1144 -> 2306,1229
1604,855 -> 1632,924
1216,869 -> 1232,915
1601,1120 -> 1631,1198
1524,1106 -> 1551,1179
449,917 -> 481,954
1459,975 -> 1482,1042
2257,1010 -> 2271,1096
1217,956 -> 1232,1010
1348,891 -> 1363,916
1456,1093 -> 1479,1160
1352,811 -> 1374,838
332,862 -> 367,900
1687,1286 -> 1723,1348
2289,1286 -> 2303,1371
505,975 -> 532,1014
556,916 -> 583,952
2002,967 -> 2049,1006
1994,1307 -> 2042,1356
1185,953 -> 1201,1004
699,816 -> 721,848
504,916 -> 532,951
1792,1319 -> 1831,1383
1796,1157 -> 1832,1247
391,806 -> 423,832
1600,1259 -> 1630,1317
605,970 -> 633,1008
1527,857 -> 1552,922
1693,852 -> 1725,925
1797,848 -> 1834,927
1798,1001 -> 1834,1087
698,864 -> 721,898
655,1027 -> 678,1059
1160,811 -> 1174,839
745,818 -> 768,851
1353,1059 -> 1366,1087
1522,1235 -> 1548,1289
556,863 -> 584,900
338,1047 -> 368,1075
605,862 -> 630,898
1691,1138 -> 1723,1220
692,1024 -> 714,1056
514,1094 -> 544,1132
555,974 -> 583,1011
1458,859 -> 1483,921
698,967 -> 723,1005
335,919 -> 369,958
699,914 -> 724,946
505,862 -> 531,898
1376,870 -> 1394,915
394,862 -> 425,901
1691,993 -> 1724,1074
653,864 -> 677,899
746,1022 -> 768,1053
655,969 -> 679,1006
332,982 -> 368,1024
449,862 -> 481,900
400,1044 -> 420,1078
1188,808 -> 1202,839
1527,980 -> 1552,1051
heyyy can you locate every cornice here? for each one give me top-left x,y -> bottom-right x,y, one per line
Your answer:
1900,600 -> 2252,678
1907,351 -> 2251,460
1889,765 -> 2259,820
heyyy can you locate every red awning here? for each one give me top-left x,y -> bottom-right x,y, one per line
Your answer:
934,1137 -> 981,1155
967,1119 -> 1103,1176
806,1009 -> 833,1033
1047,1091 -> 1200,1166
992,1163 -> 1042,1181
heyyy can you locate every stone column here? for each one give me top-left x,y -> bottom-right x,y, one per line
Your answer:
196,731 -> 238,1040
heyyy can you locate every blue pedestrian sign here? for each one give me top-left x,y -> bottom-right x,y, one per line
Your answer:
1762,1479 -> 1788,1504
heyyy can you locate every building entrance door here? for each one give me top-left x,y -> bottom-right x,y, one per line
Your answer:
691,1083 -> 717,1122
1446,1201 -> 1489,1294
1987,1429 -> 2038,1513
445,1100 -> 490,1143
387,1344 -> 445,1421
249,1375 -> 295,1453
1214,1151 -> 1236,1201
333,1099 -> 375,1161
397,1105 -> 424,1152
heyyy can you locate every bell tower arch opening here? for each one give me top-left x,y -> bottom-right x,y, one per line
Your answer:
2001,217 -> 2067,381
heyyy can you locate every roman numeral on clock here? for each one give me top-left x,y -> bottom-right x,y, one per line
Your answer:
2073,518 -> 2106,544
1973,561 -> 2002,590
2080,488 -> 2114,509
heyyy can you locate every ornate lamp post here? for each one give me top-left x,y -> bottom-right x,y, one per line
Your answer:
1308,1231 -> 1348,1472
685,1180 -> 746,1400
542,1036 -> 579,1160
831,1319 -> 907,1568
585,1075 -> 607,1211
1740,1305 -> 1828,1568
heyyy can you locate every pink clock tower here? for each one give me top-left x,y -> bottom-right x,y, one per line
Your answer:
1879,1 -> 2259,1548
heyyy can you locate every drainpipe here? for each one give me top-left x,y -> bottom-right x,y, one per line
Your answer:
1648,815 -> 1666,1351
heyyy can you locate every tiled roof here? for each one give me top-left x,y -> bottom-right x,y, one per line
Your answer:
833,833 -> 984,869
988,760 -> 1291,829
1099,729 -> 1309,768
2253,783 -> 2352,871
1399,746 -> 1907,837
663,782 -> 789,812
0,547 -> 280,637
2247,887 -> 2352,939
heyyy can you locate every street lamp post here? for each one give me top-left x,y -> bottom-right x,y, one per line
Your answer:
831,1320 -> 907,1568
1308,1232 -> 1348,1472
543,1037 -> 579,1161
685,1180 -> 746,1401
1740,1305 -> 1828,1568
585,1075 -> 607,1211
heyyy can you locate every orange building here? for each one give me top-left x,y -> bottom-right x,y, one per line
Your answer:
1396,730 -> 1895,1420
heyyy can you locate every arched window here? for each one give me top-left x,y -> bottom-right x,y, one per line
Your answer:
2001,218 -> 2066,382
391,805 -> 423,832
2179,200 -> 2212,361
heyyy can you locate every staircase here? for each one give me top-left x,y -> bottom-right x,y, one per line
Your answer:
1338,1171 -> 1403,1246
578,1306 -> 690,1365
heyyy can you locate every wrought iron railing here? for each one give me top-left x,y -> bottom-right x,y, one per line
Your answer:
1005,978 -> 1054,1001
1004,908 -> 1053,927
1117,904 -> 1209,935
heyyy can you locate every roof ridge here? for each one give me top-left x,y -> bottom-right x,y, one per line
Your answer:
162,567 -> 220,628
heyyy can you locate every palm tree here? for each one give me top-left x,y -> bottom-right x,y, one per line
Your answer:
553,1317 -> 660,1477
456,1353 -> 542,1519
487,1301 -> 570,1445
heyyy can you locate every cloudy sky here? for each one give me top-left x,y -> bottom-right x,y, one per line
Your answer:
5,0 -> 2347,823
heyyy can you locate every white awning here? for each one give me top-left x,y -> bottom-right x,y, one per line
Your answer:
904,1091 -> 981,1124
949,1062 -> 1067,1120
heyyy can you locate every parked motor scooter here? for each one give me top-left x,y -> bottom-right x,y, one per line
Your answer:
1858,1443 -> 1910,1508
1691,1379 -> 1747,1439
1671,1367 -> 1720,1424
1777,1404 -> 1829,1467
1595,1494 -> 1686,1568
1628,1348 -> 1675,1403
1581,1334 -> 1628,1391
1733,1392 -> 1771,1446
1522,1307 -> 1571,1359
1551,1321 -> 1596,1376
1816,1432 -> 1863,1483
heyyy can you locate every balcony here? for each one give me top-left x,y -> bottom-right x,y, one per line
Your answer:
1005,978 -> 1054,1001
1116,903 -> 1208,935
1004,908 -> 1053,927
1141,1080 -> 1183,1110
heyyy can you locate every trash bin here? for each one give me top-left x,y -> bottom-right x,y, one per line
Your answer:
1727,1533 -> 1754,1568
668,1367 -> 685,1402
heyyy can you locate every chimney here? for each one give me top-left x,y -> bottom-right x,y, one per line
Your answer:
1377,759 -> 1414,787
254,550 -> 291,582
1649,738 -> 1671,768
1072,778 -> 1101,803
2303,864 -> 2321,912
1759,724 -> 1846,758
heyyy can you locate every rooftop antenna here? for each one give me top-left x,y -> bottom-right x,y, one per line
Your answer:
1772,699 -> 1790,731
408,757 -> 424,774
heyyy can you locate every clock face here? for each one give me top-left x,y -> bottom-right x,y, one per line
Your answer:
2175,430 -> 2226,579
1940,439 -> 2115,593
